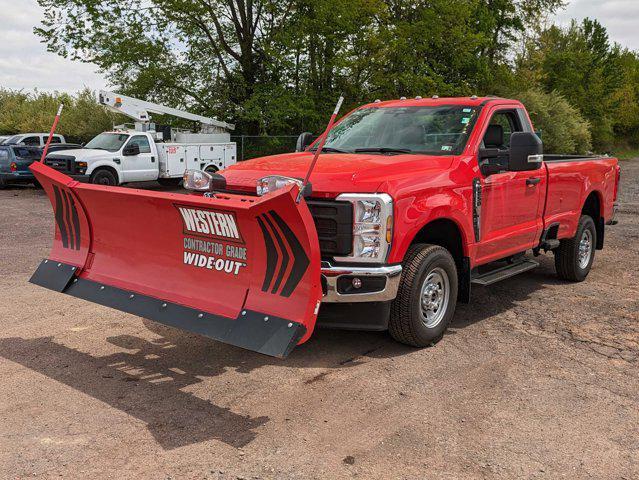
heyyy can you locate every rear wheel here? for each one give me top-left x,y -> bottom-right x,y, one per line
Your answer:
204,165 -> 219,174
157,178 -> 183,187
90,169 -> 118,186
554,215 -> 596,282
389,244 -> 458,347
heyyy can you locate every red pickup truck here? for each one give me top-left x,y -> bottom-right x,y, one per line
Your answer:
213,96 -> 619,344
30,96 -> 620,357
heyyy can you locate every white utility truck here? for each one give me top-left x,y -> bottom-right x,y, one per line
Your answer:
44,91 -> 236,186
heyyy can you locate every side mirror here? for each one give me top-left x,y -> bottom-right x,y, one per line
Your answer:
509,132 -> 543,171
123,143 -> 140,156
478,147 -> 505,176
295,132 -> 314,152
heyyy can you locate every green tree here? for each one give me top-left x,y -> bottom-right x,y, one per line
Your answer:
515,89 -> 591,154
516,18 -> 639,150
34,0 -> 567,135
0,89 -> 124,143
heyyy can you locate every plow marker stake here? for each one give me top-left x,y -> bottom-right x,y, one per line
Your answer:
40,104 -> 64,163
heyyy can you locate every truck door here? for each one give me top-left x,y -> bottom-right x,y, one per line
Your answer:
475,108 -> 546,264
121,135 -> 157,182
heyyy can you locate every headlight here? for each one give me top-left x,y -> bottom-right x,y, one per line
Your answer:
183,169 -> 213,191
257,175 -> 304,196
335,193 -> 393,263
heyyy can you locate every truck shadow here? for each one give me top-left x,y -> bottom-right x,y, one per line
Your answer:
0,335 -> 269,450
0,255 -> 566,450
452,255 -> 564,330
0,327 -> 401,451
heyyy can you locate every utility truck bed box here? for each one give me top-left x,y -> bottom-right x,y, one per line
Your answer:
158,142 -> 237,177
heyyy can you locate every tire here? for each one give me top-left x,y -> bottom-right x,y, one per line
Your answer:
157,178 -> 182,187
90,169 -> 118,186
33,180 -> 43,189
389,244 -> 458,347
0,177 -> 6,189
204,165 -> 219,174
554,215 -> 596,282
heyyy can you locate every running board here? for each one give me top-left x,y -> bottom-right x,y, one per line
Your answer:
471,259 -> 539,286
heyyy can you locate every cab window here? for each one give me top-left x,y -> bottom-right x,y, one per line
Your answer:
482,110 -> 522,150
127,136 -> 151,154
22,136 -> 40,146
50,136 -> 62,144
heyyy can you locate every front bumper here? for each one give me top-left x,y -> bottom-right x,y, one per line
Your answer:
321,262 -> 402,303
0,172 -> 35,184
70,174 -> 90,182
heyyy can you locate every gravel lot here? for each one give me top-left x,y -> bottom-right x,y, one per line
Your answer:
1,162 -> 637,479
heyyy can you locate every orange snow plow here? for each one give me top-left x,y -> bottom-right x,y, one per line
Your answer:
29,161 -> 322,357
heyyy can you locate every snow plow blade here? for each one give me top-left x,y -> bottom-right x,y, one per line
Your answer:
28,162 -> 322,358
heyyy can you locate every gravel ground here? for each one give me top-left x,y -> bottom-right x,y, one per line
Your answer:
0,162 -> 637,479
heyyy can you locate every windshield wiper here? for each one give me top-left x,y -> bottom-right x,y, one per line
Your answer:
309,146 -> 349,153
354,147 -> 413,154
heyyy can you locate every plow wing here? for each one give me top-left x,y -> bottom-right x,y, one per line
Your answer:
29,162 -> 322,357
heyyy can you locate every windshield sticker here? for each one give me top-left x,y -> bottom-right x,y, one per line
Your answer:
461,117 -> 471,124
441,145 -> 453,151
463,108 -> 472,113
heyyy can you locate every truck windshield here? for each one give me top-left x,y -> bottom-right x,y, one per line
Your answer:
321,105 -> 479,155
85,133 -> 130,152
3,135 -> 23,145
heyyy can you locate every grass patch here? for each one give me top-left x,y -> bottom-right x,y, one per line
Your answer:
612,148 -> 639,161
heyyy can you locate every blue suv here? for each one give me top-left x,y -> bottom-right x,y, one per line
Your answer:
0,145 -> 42,188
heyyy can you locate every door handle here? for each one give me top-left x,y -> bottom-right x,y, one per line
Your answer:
526,177 -> 541,186
151,156 -> 155,163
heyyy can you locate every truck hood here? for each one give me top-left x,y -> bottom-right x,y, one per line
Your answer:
48,149 -> 108,159
222,152 -> 454,197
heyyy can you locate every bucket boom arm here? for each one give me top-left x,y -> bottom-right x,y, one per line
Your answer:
98,90 -> 235,131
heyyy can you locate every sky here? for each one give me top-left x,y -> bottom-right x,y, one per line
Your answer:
0,0 -> 638,94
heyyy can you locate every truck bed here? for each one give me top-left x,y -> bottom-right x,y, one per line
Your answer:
543,155 -> 618,240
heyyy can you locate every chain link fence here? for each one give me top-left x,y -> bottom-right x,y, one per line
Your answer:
231,135 -> 301,161
45,133 -> 304,162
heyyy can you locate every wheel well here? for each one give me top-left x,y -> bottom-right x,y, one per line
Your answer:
410,218 -> 469,302
582,191 -> 604,249
410,218 -> 465,268
204,164 -> 219,173
90,166 -> 120,183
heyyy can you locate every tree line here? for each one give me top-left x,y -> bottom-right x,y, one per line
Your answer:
5,0 -> 639,154
0,89 -> 122,144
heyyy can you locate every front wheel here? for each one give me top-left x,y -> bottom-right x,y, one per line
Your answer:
554,215 -> 596,282
389,244 -> 458,347
90,169 -> 118,186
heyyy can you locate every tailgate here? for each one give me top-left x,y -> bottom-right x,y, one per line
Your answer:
28,162 -> 322,357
